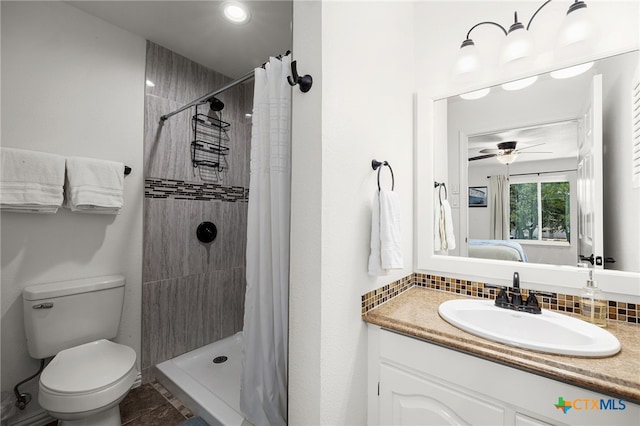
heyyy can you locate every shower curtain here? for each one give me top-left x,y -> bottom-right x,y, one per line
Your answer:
489,174 -> 510,239
240,56 -> 291,426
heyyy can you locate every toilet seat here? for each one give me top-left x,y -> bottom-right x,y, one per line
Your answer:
39,340 -> 137,414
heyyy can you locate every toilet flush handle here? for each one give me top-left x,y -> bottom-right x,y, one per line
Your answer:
32,303 -> 53,309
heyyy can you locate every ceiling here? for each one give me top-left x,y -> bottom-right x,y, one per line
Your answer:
68,1 -> 293,78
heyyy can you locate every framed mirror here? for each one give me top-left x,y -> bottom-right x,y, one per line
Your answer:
417,49 -> 640,299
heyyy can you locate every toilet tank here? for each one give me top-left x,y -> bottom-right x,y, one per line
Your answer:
23,275 -> 125,359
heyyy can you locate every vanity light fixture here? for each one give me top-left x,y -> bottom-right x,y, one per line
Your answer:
453,1 -> 595,78
223,2 -> 250,24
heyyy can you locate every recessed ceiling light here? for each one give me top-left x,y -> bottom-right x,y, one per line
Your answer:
223,2 -> 250,24
245,113 -> 252,118
145,80 -> 155,87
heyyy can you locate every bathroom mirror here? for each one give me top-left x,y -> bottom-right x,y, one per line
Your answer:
418,49 -> 640,297
440,50 -> 639,272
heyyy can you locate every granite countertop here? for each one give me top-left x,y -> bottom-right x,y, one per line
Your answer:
364,286 -> 640,403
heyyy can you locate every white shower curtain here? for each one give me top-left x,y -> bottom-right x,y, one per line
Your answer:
489,175 -> 510,240
240,56 -> 291,426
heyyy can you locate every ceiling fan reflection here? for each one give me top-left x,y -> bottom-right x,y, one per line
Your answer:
468,141 -> 551,162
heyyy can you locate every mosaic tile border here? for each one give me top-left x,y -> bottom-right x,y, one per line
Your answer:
361,274 -> 414,317
362,273 -> 638,324
145,177 -> 248,203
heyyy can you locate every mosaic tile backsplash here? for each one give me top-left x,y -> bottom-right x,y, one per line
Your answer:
362,273 -> 638,324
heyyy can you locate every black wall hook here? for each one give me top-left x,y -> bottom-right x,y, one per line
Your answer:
287,61 -> 313,92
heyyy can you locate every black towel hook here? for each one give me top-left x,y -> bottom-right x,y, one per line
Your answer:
287,61 -> 313,92
372,159 -> 395,191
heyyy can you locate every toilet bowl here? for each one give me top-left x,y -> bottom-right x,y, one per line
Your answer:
22,275 -> 138,426
38,340 -> 137,426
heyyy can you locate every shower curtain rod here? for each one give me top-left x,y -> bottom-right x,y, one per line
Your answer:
486,169 -> 577,178
160,51 -> 302,122
160,69 -> 255,122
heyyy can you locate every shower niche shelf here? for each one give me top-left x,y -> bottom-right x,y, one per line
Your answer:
191,113 -> 231,181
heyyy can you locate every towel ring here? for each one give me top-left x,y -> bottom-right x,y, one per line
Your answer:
434,181 -> 447,203
371,159 -> 395,191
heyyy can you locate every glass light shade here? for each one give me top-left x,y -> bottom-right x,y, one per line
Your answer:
453,42 -> 480,76
460,87 -> 491,100
500,27 -> 534,66
550,61 -> 594,79
501,75 -> 538,91
557,5 -> 594,50
497,152 -> 519,164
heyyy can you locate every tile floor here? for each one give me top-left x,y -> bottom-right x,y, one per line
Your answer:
44,382 -> 194,426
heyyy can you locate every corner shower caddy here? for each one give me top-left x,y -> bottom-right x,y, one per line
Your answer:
191,109 -> 230,181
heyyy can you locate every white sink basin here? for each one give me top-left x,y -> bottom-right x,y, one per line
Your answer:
438,299 -> 621,357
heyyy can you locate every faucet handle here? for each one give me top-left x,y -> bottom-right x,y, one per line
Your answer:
486,284 -> 510,308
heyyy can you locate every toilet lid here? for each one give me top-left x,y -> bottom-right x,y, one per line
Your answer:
40,340 -> 136,394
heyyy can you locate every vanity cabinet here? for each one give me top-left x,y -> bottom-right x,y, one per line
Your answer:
368,326 -> 639,426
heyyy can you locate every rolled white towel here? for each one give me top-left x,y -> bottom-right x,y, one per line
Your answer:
0,147 -> 65,213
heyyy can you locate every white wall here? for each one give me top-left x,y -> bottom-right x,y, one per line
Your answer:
290,1 -> 415,424
0,1 -> 145,421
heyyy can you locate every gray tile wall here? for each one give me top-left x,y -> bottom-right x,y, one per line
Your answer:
142,42 -> 252,381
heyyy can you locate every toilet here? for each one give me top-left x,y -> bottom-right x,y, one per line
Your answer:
23,275 -> 138,426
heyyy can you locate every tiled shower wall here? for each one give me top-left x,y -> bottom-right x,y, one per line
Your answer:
142,42 -> 253,381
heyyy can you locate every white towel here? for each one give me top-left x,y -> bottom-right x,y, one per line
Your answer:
379,190 -> 403,269
65,157 -> 124,214
434,197 -> 443,251
435,199 -> 456,252
0,147 -> 66,213
441,199 -> 456,251
368,189 -> 403,275
368,190 -> 385,276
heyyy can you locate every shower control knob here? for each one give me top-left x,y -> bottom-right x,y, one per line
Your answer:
196,222 -> 217,243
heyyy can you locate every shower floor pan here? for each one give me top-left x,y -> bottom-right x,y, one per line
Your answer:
156,332 -> 248,426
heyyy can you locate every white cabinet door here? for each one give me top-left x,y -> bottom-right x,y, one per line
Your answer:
379,363 -> 505,426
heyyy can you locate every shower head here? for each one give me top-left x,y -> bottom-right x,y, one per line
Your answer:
209,97 -> 224,111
